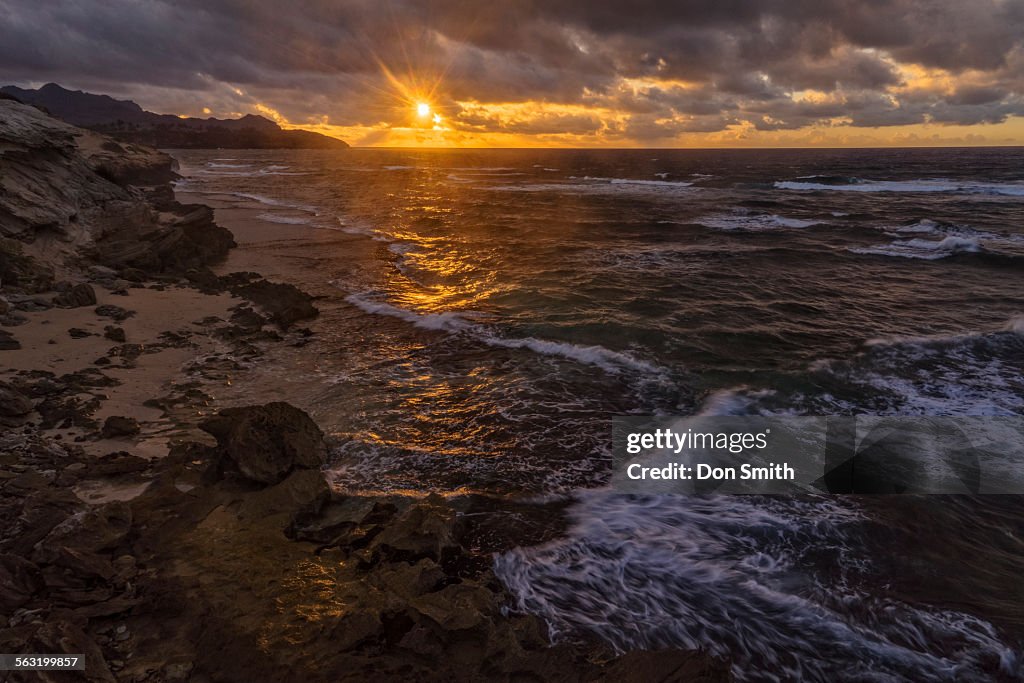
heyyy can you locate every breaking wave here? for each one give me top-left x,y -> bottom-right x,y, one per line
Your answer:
698,317 -> 1024,417
700,212 -> 821,231
495,492 -> 1021,682
851,220 -> 1024,259
776,178 -> 1024,196
256,213 -> 312,225
345,291 -> 659,374
850,235 -> 982,260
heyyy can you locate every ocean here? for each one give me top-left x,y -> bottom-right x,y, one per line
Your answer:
175,147 -> 1024,681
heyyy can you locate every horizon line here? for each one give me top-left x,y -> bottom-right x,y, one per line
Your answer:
339,144 -> 1024,151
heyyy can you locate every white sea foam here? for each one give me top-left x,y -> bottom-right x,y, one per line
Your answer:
206,162 -> 251,168
708,315 -> 1024,417
479,335 -> 661,374
229,192 -> 318,213
892,219 -> 943,234
697,388 -> 776,415
776,178 -> 1024,196
856,219 -> 1024,259
197,169 -> 258,177
256,213 -> 312,225
345,292 -> 474,332
448,166 -> 518,171
488,176 -> 695,196
583,176 -> 694,188
457,171 -> 528,176
345,291 -> 659,374
336,219 -> 389,240
850,235 -> 982,260
387,242 -> 416,255
495,492 -> 1018,682
700,212 -> 820,231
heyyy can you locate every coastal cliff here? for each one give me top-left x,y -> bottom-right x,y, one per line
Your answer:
0,101 -> 728,682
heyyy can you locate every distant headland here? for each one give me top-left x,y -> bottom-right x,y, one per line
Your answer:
1,83 -> 348,150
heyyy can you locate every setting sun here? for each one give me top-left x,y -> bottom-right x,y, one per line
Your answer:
416,102 -> 430,117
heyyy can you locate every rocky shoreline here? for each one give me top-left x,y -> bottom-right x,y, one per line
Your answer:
0,99 -> 730,682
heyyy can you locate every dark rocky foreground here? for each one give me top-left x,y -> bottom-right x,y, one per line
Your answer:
0,401 -> 730,682
0,99 -> 730,681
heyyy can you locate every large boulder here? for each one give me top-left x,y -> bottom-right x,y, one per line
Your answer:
0,382 -> 33,418
54,282 -> 97,308
101,415 -> 140,438
221,272 -> 317,330
200,402 -> 327,484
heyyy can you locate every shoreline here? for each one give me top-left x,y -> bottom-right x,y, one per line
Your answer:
0,99 -> 728,681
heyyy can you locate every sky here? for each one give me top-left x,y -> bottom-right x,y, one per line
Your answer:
3,0 -> 1024,147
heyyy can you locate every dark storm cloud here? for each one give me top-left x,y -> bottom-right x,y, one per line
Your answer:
2,0 -> 1023,138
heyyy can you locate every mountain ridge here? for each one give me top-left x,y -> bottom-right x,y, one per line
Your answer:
1,83 -> 348,149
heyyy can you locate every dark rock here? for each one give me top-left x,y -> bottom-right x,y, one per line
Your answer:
0,237 -> 54,291
184,266 -> 223,292
230,306 -> 266,332
0,330 -> 20,349
35,500 -> 132,555
91,451 -> 150,476
200,402 -> 327,485
119,267 -> 147,282
370,558 -> 446,600
54,282 -> 98,308
237,469 -> 332,520
409,582 -> 494,632
68,327 -> 92,338
103,325 -> 126,342
287,495 -> 397,546
225,277 -> 318,330
109,343 -> 144,361
88,265 -> 119,280
15,373 -> 64,398
0,382 -> 33,417
12,296 -> 51,312
60,367 -> 118,388
101,415 -> 140,438
94,304 -> 133,321
0,554 -> 43,611
36,394 -> 101,430
157,330 -> 191,346
599,649 -> 734,682
94,356 -> 111,366
94,203 -> 236,275
369,494 -> 461,566
329,608 -> 385,651
2,489 -> 82,555
10,619 -> 116,683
